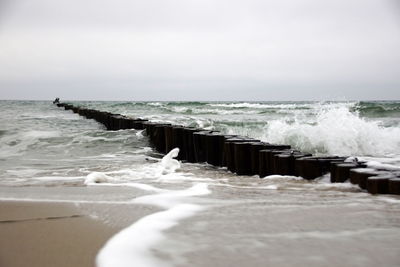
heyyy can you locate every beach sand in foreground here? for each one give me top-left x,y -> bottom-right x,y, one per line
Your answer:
0,201 -> 118,267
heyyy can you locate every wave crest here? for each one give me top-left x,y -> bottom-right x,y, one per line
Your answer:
262,106 -> 400,157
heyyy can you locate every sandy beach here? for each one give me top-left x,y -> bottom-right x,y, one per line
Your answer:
1,182 -> 400,267
0,200 -> 119,267
0,185 -> 162,267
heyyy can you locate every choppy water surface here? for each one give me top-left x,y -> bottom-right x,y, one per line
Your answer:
1,100 -> 400,267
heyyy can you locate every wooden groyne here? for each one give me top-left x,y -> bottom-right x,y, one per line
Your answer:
55,102 -> 400,195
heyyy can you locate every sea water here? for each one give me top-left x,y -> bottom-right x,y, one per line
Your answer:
1,100 -> 400,267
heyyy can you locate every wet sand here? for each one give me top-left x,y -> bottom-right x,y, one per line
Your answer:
0,185 -> 161,267
1,184 -> 400,267
0,201 -> 119,267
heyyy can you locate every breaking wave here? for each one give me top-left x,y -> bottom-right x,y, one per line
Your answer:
262,105 -> 400,157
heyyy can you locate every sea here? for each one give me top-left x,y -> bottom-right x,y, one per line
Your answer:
1,100 -> 400,267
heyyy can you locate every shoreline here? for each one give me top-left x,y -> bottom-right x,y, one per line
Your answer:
0,185 -> 162,267
1,182 -> 400,267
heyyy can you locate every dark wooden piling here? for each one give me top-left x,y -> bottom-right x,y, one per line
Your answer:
131,119 -> 147,130
258,150 -> 269,178
258,145 -> 292,178
144,123 -> 174,153
153,125 -> 168,153
64,104 -> 73,110
107,114 -> 121,130
331,162 -> 367,183
294,157 -> 346,180
143,122 -> 160,142
367,175 -> 394,194
263,149 -> 295,177
259,149 -> 280,178
171,126 -> 185,160
193,131 -> 212,163
232,139 -> 262,175
121,117 -> 144,130
55,102 -> 400,197
349,168 -> 381,188
331,163 -> 357,183
88,110 -> 97,120
123,118 -> 135,129
181,128 -> 202,163
249,142 -> 269,176
224,138 -> 259,173
205,133 -> 219,166
388,178 -> 400,195
233,142 -> 254,175
223,139 -> 235,171
205,133 -> 226,166
84,109 -> 96,120
164,125 -> 174,153
350,169 -> 390,189
101,112 -> 114,130
91,110 -> 100,120
117,116 -> 131,129
274,152 -> 312,176
220,135 -> 237,167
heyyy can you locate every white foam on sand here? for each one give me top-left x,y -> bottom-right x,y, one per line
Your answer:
132,183 -> 210,208
161,148 -> 181,175
96,204 -> 203,267
262,174 -> 304,181
83,148 -> 213,186
85,172 -> 114,184
261,184 -> 279,190
96,183 -> 210,267
308,182 -> 362,192
96,148 -> 211,267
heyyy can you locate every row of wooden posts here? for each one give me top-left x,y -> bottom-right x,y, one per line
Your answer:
56,102 -> 400,195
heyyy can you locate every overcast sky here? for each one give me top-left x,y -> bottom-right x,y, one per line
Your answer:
0,0 -> 399,101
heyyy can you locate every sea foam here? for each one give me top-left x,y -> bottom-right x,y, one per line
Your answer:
262,105 -> 400,157
0,130 -> 61,157
208,102 -> 309,109
96,183 -> 210,267
132,183 -> 210,209
96,203 -> 203,267
95,148 -> 211,267
161,148 -> 181,175
85,172 -> 113,184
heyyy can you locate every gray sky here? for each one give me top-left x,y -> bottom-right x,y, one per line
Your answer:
0,0 -> 399,101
